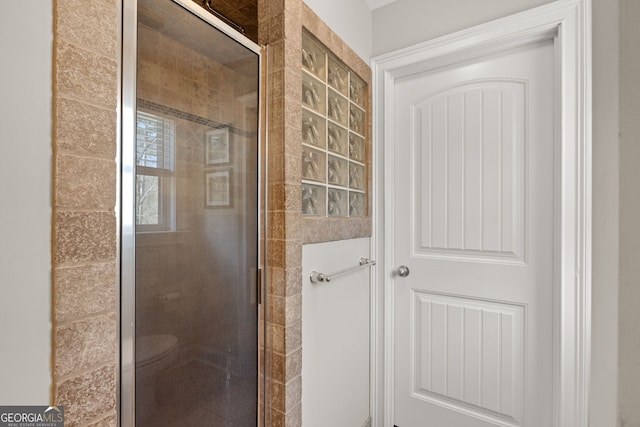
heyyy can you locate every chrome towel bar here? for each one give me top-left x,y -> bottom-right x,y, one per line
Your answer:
309,257 -> 376,284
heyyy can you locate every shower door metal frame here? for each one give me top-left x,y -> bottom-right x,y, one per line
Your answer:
120,1 -> 264,425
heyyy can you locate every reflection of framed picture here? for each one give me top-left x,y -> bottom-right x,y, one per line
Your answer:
205,128 -> 230,165
205,170 -> 231,208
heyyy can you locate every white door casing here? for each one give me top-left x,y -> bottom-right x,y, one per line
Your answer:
370,1 -> 591,426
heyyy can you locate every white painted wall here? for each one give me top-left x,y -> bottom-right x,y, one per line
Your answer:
371,0 -> 555,56
591,0 -> 620,425
300,3 -> 373,426
302,238 -> 371,427
0,1 -> 53,404
372,0 -> 620,425
303,0 -> 373,61
619,1 -> 640,425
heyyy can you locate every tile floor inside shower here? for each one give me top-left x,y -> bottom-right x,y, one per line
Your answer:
139,356 -> 257,426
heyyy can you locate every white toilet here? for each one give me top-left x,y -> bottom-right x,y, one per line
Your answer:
136,334 -> 178,421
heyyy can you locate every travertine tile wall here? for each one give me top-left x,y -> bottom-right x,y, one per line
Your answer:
52,0 -> 119,426
51,1 -> 369,426
258,1 -> 371,426
258,0 -> 304,425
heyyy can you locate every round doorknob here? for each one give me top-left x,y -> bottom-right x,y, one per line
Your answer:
396,265 -> 410,277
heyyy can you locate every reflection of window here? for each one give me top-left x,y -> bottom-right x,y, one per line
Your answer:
136,111 -> 175,232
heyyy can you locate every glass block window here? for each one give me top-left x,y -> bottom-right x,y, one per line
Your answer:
301,32 -> 367,218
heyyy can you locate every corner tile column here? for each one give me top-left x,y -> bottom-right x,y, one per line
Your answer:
259,0 -> 304,425
52,1 -> 120,426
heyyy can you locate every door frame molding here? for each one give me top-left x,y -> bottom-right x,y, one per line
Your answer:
370,1 -> 592,426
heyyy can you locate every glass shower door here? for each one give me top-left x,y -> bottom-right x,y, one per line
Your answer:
128,0 -> 261,425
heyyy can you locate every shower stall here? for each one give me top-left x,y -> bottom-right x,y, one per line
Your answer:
121,0 -> 264,425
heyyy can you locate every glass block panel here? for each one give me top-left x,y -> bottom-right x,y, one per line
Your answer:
350,73 -> 366,108
328,188 -> 348,217
302,73 -> 326,115
327,89 -> 348,127
302,146 -> 326,183
301,31 -> 369,219
327,155 -> 348,187
302,109 -> 326,149
349,103 -> 365,135
349,162 -> 365,190
349,133 -> 365,163
302,184 -> 326,216
327,122 -> 348,156
349,192 -> 366,217
302,35 -> 326,80
328,55 -> 348,96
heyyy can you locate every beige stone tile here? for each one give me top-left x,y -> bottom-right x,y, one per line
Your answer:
55,313 -> 117,378
284,212 -> 302,241
283,182 -> 302,212
268,125 -> 285,155
269,211 -> 286,240
270,324 -> 285,354
56,0 -> 118,59
271,380 -> 286,412
56,98 -> 116,158
270,408 -> 286,427
269,295 -> 286,327
284,67 -> 301,101
286,238 -> 302,267
285,294 -> 302,324
283,11 -> 302,47
283,123 -> 302,153
286,348 -> 302,382
270,13 -> 284,42
84,412 -> 117,427
285,402 -> 302,427
284,153 -> 302,184
268,239 -> 286,269
269,0 -> 285,17
284,40 -> 301,70
268,267 -> 286,297
362,218 -> 373,236
55,263 -> 117,324
284,0 -> 302,17
284,266 -> 302,297
285,321 -> 302,354
314,18 -> 332,49
269,151 -> 286,184
302,218 -> 323,243
55,365 -> 116,427
285,375 -> 302,411
55,212 -> 116,265
56,155 -> 116,210
271,351 -> 286,383
266,183 -> 283,211
55,41 -> 118,109
269,97 -> 285,130
268,40 -> 285,72
269,69 -> 285,99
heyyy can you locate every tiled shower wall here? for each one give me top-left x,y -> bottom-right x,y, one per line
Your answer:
52,0 -> 119,426
52,0 -> 370,426
258,1 -> 371,425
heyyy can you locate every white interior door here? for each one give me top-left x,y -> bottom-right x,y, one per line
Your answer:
392,39 -> 556,427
